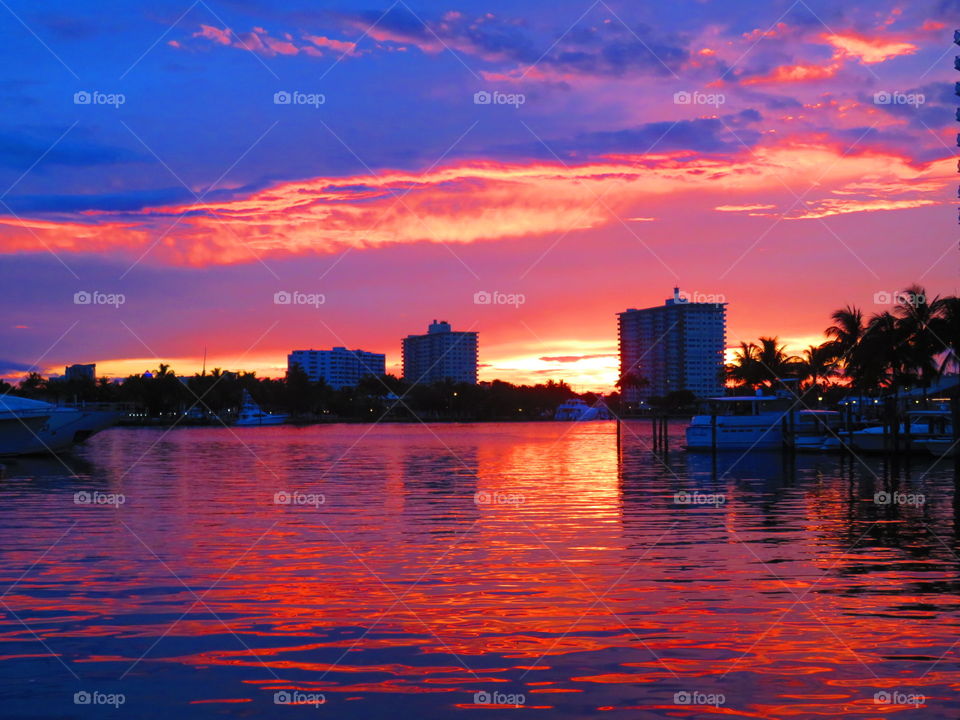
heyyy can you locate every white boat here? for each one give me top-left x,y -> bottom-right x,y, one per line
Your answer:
850,410 -> 953,454
0,400 -> 53,456
554,398 -> 613,421
234,390 -> 288,426
685,395 -> 801,450
0,395 -> 123,455
794,410 -> 844,451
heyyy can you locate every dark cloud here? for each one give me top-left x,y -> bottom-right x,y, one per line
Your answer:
336,6 -> 687,77
0,133 -> 143,170
509,109 -> 764,159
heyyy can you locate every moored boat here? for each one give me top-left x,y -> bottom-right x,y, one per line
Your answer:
0,395 -> 123,455
554,398 -> 613,421
234,390 -> 288,426
850,410 -> 953,454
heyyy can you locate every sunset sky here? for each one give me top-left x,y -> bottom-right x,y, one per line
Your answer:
1,0 -> 957,390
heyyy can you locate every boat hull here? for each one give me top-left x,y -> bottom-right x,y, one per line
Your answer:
685,423 -> 784,450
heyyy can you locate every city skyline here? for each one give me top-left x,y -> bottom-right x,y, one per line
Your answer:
0,0 -> 956,392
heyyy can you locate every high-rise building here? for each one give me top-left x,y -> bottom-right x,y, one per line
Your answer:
64,363 -> 96,382
287,347 -> 386,389
402,320 -> 478,384
618,289 -> 726,402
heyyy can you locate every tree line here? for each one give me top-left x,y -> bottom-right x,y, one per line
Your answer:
727,285 -> 958,401
2,363 -> 595,422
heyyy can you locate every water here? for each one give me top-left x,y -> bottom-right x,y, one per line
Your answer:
0,421 -> 958,719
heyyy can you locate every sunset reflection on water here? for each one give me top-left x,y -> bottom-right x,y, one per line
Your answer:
0,421 -> 957,718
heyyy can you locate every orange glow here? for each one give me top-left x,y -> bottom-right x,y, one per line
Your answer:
821,32 -> 917,64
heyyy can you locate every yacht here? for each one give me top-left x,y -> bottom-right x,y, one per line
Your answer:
793,410 -> 844,451
554,398 -> 613,421
0,395 -> 123,455
685,395 -> 798,450
0,399 -> 53,455
234,390 -> 288,426
850,410 -> 953,454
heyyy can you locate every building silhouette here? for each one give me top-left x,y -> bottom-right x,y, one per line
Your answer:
618,289 -> 726,402
288,347 -> 386,389
64,363 -> 95,382
402,320 -> 478,384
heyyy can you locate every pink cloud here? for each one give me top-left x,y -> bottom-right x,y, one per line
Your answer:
304,35 -> 357,55
193,24 -> 232,46
0,140 -> 947,267
821,32 -> 917,64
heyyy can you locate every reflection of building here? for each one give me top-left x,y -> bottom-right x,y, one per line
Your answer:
65,363 -> 95,382
288,348 -> 386,389
618,288 -> 726,401
402,320 -> 478,384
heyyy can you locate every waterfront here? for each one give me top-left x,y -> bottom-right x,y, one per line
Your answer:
0,422 -> 958,718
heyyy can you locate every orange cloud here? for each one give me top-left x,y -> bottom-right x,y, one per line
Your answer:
0,142 -> 947,266
821,32 -> 917,63
742,62 -> 841,85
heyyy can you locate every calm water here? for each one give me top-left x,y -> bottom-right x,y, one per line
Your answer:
1,421 -> 958,719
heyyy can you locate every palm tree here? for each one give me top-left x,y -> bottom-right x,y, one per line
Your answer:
755,336 -> 801,386
891,285 -> 943,393
932,295 -> 960,375
825,305 -> 865,376
727,341 -> 762,390
798,343 -> 837,394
